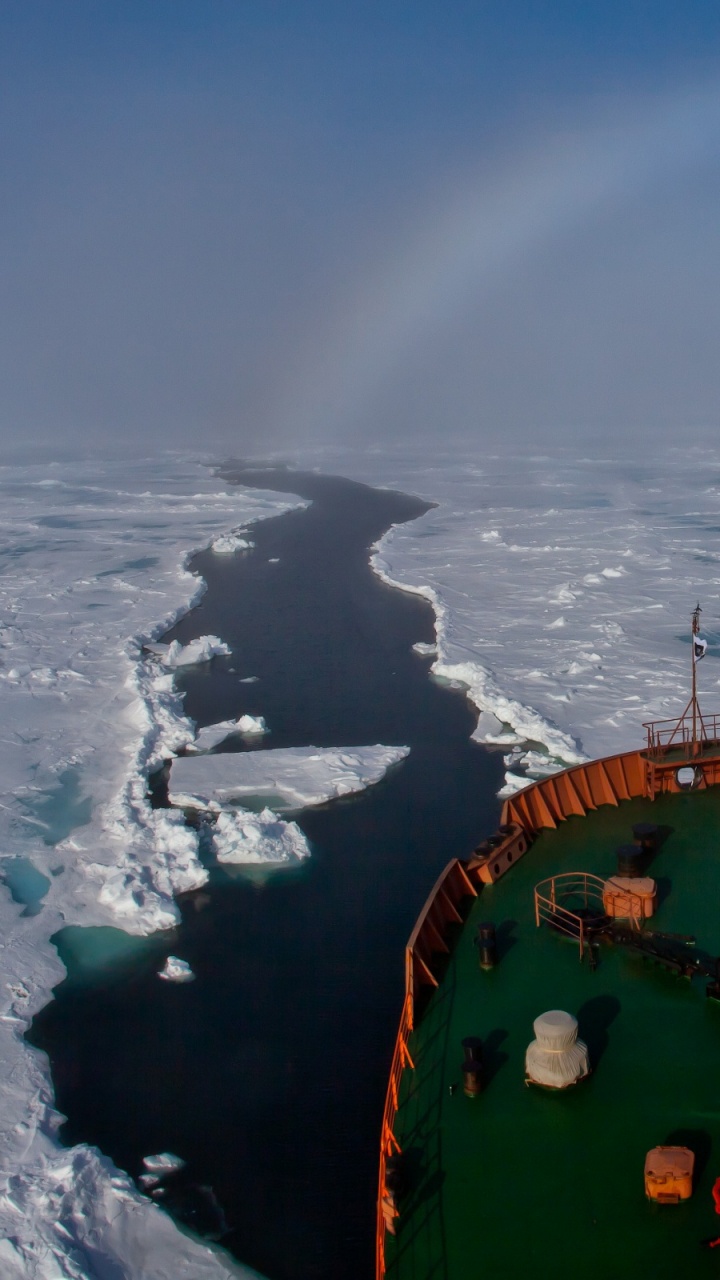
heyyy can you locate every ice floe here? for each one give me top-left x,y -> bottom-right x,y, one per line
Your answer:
143,1152 -> 186,1175
169,745 -> 410,811
412,640 -> 438,655
211,530 -> 255,554
212,808 -> 310,865
189,715 -> 269,752
161,634 -> 232,667
158,956 -> 195,983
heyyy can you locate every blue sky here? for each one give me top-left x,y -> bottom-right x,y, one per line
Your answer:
2,3 -> 720,456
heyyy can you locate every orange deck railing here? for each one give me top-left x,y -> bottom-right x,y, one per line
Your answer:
376,990 -> 414,1276
534,870 -> 644,960
501,749 -> 648,832
644,709 -> 720,758
375,857 -> 478,1277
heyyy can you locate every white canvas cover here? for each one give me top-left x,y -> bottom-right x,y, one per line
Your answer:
525,1009 -> 590,1088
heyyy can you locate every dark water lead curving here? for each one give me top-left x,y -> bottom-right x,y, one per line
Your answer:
28,467 -> 503,1280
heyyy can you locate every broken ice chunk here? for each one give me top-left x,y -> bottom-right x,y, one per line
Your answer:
158,956 -> 195,983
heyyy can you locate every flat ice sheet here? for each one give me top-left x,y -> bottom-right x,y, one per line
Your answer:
190,715 -> 269,751
170,745 -> 410,810
292,441 -> 720,793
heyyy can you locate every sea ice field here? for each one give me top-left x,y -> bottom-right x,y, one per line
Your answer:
308,442 -> 720,793
0,457 -> 305,1279
3,444 -> 720,1277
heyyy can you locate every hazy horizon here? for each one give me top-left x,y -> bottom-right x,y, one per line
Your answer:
2,3 -> 720,460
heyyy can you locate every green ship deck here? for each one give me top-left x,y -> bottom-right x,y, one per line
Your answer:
387,787 -> 720,1279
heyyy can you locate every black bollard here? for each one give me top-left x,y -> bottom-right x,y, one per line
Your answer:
385,1153 -> 407,1199
616,844 -> 644,878
476,922 -> 497,969
708,958 -> 720,1002
632,822 -> 658,853
461,1035 -> 483,1064
461,1057 -> 483,1097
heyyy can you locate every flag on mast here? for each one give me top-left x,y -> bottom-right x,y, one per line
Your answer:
693,602 -> 707,661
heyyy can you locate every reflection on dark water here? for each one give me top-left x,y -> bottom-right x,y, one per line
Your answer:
29,468 -> 502,1280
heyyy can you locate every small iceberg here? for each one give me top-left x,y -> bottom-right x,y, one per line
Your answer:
143,1151 -> 186,1174
139,1151 -> 187,1188
189,714 -> 269,752
158,956 -> 195,983
145,636 -> 232,667
212,807 -> 311,865
163,636 -> 231,668
237,714 -> 267,736
211,531 -> 255,554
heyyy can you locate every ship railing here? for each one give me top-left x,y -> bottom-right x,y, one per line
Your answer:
376,857 -> 478,1277
534,871 -> 644,959
376,989 -> 414,1277
643,710 -> 720,759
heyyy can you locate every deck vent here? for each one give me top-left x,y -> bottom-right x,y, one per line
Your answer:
525,1010 -> 590,1089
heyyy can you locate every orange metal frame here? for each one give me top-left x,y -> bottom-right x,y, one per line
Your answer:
501,741 -> 720,834
644,708 -> 720,758
375,858 -> 478,1277
534,870 -> 643,960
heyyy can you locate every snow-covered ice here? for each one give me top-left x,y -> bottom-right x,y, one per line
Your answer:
169,745 -> 410,811
158,956 -> 195,983
170,745 -> 408,868
211,530 -> 255,554
235,714 -> 268,736
0,456 -> 296,1279
143,1152 -> 186,1175
288,442 -> 720,789
212,807 -> 310,865
188,715 -> 269,752
161,634 -> 232,667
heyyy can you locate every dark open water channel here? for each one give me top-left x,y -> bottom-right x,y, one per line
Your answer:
29,467 -> 502,1280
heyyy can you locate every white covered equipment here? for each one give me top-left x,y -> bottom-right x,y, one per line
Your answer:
525,1009 -> 590,1088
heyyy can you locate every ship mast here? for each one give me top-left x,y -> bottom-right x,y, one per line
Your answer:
691,602 -> 702,757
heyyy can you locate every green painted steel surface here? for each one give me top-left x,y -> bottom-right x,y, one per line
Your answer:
387,788 -> 720,1279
